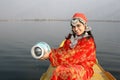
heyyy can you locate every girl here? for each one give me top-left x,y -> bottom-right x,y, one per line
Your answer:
41,13 -> 96,80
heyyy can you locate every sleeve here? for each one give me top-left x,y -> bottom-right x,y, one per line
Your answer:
49,38 -> 96,67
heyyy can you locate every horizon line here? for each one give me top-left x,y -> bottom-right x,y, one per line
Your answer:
0,19 -> 120,23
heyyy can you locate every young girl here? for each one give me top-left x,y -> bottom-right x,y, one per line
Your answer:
41,12 -> 96,80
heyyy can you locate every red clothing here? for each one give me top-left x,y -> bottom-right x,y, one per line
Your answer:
49,37 -> 96,80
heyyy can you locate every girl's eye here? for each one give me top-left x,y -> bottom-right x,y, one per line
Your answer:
72,26 -> 75,28
77,24 -> 81,27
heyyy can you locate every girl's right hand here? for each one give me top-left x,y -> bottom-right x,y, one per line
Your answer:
40,50 -> 51,60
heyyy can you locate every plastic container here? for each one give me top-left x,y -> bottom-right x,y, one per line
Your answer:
31,42 -> 51,59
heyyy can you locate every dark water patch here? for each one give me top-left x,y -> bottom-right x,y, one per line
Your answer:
109,70 -> 120,80
0,69 -> 45,80
0,56 -> 49,80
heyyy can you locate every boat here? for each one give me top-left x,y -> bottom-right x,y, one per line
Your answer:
40,40 -> 116,80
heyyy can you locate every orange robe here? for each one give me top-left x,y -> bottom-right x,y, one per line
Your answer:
49,37 -> 96,80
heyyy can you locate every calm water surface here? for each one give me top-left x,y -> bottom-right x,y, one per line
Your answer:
0,21 -> 120,80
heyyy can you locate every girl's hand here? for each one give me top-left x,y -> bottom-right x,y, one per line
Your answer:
40,50 -> 51,60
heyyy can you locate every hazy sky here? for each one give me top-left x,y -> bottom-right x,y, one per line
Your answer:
0,0 -> 120,20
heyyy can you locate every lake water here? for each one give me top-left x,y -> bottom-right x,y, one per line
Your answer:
0,20 -> 120,80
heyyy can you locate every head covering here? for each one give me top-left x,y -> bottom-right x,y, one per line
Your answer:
72,12 -> 87,23
71,13 -> 87,26
71,12 -> 91,31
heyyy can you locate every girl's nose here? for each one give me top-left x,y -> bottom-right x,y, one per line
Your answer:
74,26 -> 78,30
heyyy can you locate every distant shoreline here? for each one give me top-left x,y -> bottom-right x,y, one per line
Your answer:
0,19 -> 120,23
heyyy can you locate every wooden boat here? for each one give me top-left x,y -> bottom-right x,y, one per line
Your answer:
40,40 -> 116,80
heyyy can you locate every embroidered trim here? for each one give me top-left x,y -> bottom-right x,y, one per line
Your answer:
70,32 -> 89,48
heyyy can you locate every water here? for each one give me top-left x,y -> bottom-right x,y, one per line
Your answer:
0,21 -> 120,80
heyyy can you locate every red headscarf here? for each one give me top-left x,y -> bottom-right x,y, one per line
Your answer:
72,12 -> 87,24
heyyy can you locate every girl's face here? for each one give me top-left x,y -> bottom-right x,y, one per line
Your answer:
72,22 -> 86,36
